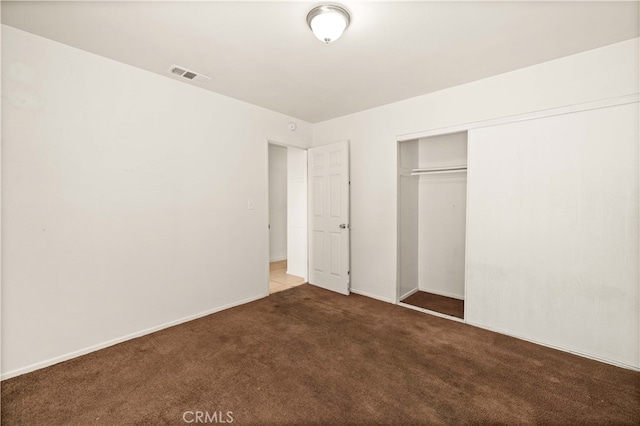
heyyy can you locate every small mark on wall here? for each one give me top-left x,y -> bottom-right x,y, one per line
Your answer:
6,91 -> 44,110
7,62 -> 37,84
5,62 -> 44,110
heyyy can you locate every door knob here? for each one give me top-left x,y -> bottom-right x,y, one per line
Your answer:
339,224 -> 348,229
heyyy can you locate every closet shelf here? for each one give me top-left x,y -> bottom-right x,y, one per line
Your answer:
411,166 -> 467,176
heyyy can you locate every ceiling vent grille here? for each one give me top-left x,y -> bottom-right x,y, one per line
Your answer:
167,65 -> 212,84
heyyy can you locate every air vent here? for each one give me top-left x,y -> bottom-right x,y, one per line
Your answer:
167,65 -> 212,84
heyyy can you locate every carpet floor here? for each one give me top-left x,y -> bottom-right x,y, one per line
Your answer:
401,291 -> 465,319
2,284 -> 639,425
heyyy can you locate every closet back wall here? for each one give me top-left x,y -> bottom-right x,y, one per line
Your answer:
418,134 -> 467,299
1,25 -> 311,378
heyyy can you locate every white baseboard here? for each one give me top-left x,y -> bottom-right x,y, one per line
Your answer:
350,288 -> 395,304
418,287 -> 464,300
465,320 -> 640,372
399,287 -> 419,301
269,256 -> 287,263
1,293 -> 268,381
285,270 -> 307,281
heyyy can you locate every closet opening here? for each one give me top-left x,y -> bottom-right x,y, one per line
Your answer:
397,132 -> 468,321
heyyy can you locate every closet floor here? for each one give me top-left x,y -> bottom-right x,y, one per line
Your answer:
401,291 -> 464,319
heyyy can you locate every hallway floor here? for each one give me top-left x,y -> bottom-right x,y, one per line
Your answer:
269,260 -> 305,294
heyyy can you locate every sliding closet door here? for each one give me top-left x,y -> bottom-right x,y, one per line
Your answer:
466,102 -> 639,368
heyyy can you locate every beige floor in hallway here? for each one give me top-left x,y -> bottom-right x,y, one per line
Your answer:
270,260 -> 306,294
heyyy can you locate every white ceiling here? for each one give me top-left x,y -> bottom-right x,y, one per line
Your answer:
2,1 -> 638,123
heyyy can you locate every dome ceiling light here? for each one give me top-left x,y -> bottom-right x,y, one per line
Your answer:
306,4 -> 351,44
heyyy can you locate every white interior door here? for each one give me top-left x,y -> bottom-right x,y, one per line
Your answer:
308,141 -> 350,295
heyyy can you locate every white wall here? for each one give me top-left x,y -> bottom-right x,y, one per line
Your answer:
1,25 -> 311,378
313,38 -> 639,368
268,144 -> 287,262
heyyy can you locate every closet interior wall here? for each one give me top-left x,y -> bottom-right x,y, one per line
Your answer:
398,140 -> 419,300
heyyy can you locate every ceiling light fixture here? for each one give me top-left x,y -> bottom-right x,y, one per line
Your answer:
306,4 -> 351,44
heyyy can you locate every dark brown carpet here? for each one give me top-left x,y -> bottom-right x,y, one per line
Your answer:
2,284 -> 639,425
401,291 -> 465,319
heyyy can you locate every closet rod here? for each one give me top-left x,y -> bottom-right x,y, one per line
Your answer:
411,167 -> 467,176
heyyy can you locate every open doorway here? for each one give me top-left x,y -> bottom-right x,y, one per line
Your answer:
268,143 -> 307,294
